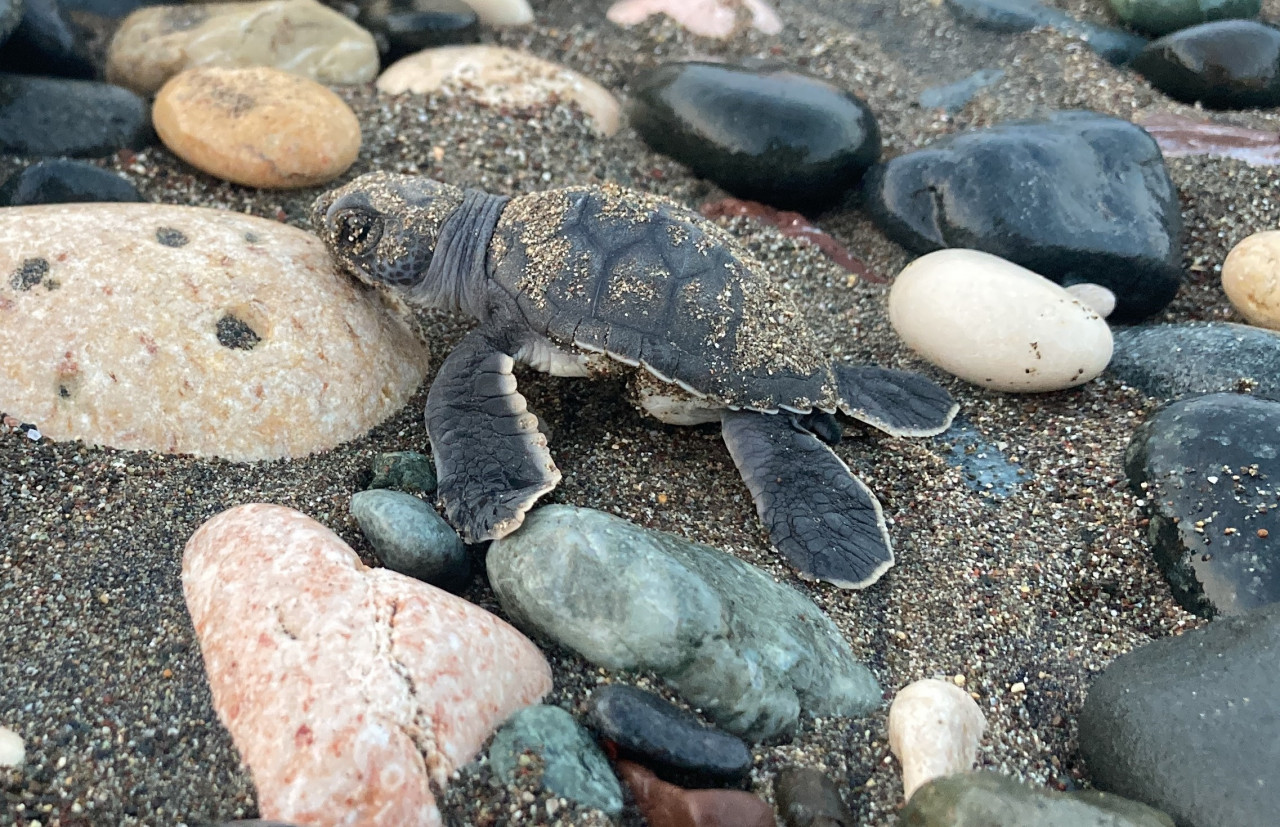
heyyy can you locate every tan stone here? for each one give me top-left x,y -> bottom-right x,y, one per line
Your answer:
888,679 -> 986,801
106,0 -> 379,97
154,66 -> 361,189
377,45 -> 621,136
0,204 -> 427,461
606,0 -> 782,38
1223,230 -> 1280,330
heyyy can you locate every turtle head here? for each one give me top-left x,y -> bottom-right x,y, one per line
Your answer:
311,172 -> 466,300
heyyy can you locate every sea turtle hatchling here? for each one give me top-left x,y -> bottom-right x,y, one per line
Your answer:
312,172 -> 958,589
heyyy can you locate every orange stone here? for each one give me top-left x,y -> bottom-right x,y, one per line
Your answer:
617,760 -> 777,827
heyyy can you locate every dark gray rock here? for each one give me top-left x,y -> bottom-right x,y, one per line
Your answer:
1078,604 -> 1280,827
901,772 -> 1175,826
0,74 -> 152,157
1125,393 -> 1280,617
0,0 -> 97,78
918,69 -> 1005,112
1107,0 -> 1262,37
776,766 -> 857,827
1131,20 -> 1280,109
368,450 -> 437,493
864,111 -> 1182,321
355,0 -> 478,61
488,705 -> 623,816
349,489 -> 469,590
0,0 -> 22,47
1109,322 -> 1280,402
0,159 -> 141,205
946,0 -> 1148,65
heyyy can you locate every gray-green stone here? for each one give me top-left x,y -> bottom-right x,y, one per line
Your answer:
486,505 -> 882,741
488,705 -> 623,817
900,772 -> 1175,827
1107,0 -> 1260,37
369,450 -> 437,493
349,489 -> 468,589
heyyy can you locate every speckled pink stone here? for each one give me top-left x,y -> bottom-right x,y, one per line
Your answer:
183,504 -> 552,827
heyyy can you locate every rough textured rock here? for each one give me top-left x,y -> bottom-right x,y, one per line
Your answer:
945,0 -> 1147,64
617,760 -> 778,827
888,679 -> 986,800
0,160 -> 142,205
901,772 -> 1175,826
0,203 -> 427,461
0,74 -> 152,157
182,504 -> 552,827
1079,604 -> 1280,827
1107,0 -> 1260,37
606,0 -> 782,39
488,705 -> 623,816
349,489 -> 469,590
1131,21 -> 1280,109
775,767 -> 857,827
1223,230 -> 1280,329
487,505 -> 882,741
1109,322 -> 1280,401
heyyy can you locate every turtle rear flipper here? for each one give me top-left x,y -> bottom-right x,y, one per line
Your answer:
426,328 -> 561,543
721,409 -> 893,589
834,365 -> 958,438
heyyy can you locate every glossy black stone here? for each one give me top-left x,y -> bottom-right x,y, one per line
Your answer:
356,0 -> 478,61
0,74 -> 153,157
864,110 -> 1182,321
0,159 -> 142,205
1125,392 -> 1280,617
1131,20 -> 1280,109
629,62 -> 880,212
946,0 -> 1148,65
1109,322 -> 1280,402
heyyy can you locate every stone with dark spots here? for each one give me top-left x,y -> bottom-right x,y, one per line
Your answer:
1107,0 -> 1261,37
0,160 -> 142,206
863,111 -> 1182,321
155,227 -> 189,247
0,74 -> 152,157
628,62 -> 880,211
355,0 -> 478,61
775,767 -> 856,827
1131,20 -> 1280,109
1125,392 -> 1280,617
1108,322 -> 1280,402
9,258 -> 49,291
945,0 -> 1148,65
215,314 -> 261,350
1078,604 -> 1280,827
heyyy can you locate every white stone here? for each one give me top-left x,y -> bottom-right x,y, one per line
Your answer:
1064,282 -> 1117,319
1223,230 -> 1280,331
458,0 -> 533,25
888,678 -> 986,801
889,249 -> 1113,393
0,726 -> 24,768
0,204 -> 428,461
606,0 -> 782,38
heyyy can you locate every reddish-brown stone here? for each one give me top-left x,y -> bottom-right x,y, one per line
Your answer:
617,760 -> 778,827
1138,113 -> 1280,166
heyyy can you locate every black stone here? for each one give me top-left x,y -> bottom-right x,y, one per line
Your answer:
863,111 -> 1182,321
0,74 -> 152,157
1131,21 -> 1280,110
0,0 -> 98,78
0,159 -> 142,205
155,227 -> 188,247
584,684 -> 753,786
1125,393 -> 1280,617
1109,322 -> 1280,402
628,62 -> 880,212
355,0 -> 478,61
945,0 -> 1148,65
1078,603 -> 1280,827
216,314 -> 261,350
0,0 -> 22,47
776,767 -> 856,827
9,257 -> 49,291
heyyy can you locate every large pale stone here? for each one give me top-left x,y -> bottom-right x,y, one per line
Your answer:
890,249 -> 1114,393
1222,230 -> 1280,330
606,0 -> 782,38
888,679 -> 986,801
106,0 -> 379,97
377,45 -> 621,136
0,204 -> 427,460
183,504 -> 552,827
457,0 -> 533,25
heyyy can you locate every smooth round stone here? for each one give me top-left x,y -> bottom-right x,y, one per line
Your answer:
0,726 -> 24,768
489,705 -> 623,816
349,489 -> 469,590
902,772 -> 1175,826
1108,322 -> 1280,402
356,0 -> 478,60
0,74 -> 152,157
1131,21 -> 1280,109
1107,0 -> 1261,37
1223,230 -> 1280,329
0,160 -> 143,206
153,66 -> 361,189
1064,283 -> 1117,318
888,679 -> 986,800
585,683 -> 753,786
890,250 -> 1114,393
629,62 -> 879,211
369,450 -> 437,493
775,767 -> 857,827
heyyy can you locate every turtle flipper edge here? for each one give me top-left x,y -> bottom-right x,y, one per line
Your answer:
426,328 -> 561,543
721,409 -> 893,589
834,365 -> 958,438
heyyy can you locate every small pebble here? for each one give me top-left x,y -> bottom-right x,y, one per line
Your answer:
369,450 -> 438,493
775,767 -> 856,827
1222,230 -> 1280,330
606,0 -> 782,38
888,679 -> 986,800
0,726 -> 24,768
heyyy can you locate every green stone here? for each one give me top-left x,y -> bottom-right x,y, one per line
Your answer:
901,772 -> 1175,827
349,489 -> 468,589
368,450 -> 437,493
1107,0 -> 1260,37
488,705 -> 623,816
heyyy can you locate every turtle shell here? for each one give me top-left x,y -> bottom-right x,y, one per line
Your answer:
488,183 -> 840,413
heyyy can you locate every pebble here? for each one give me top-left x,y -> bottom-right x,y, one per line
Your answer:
0,726 -> 24,768
377,44 -> 620,136
1107,0 -> 1261,36
182,504 -> 552,827
889,249 -> 1114,393
1222,230 -> 1280,329
616,760 -> 778,827
106,0 -> 379,96
1079,604 -> 1280,827
1138,113 -> 1280,165
605,0 -> 782,39
153,66 -> 361,189
1125,392 -> 1280,616
0,203 -> 427,461
0,74 -> 151,157
0,0 -> 98,78
0,159 -> 143,206
774,767 -> 856,827
866,111 -> 1182,321
1064,283 -> 1117,318
585,683 -> 753,786
487,505 -> 882,741
1131,21 -> 1280,109
901,772 -> 1175,826
450,0 -> 532,25
369,450 -> 438,492
628,62 -> 879,211
355,0 -> 479,61
945,0 -> 1147,65
488,705 -> 623,817
887,679 -> 986,800
1108,322 -> 1280,401
349,489 -> 469,590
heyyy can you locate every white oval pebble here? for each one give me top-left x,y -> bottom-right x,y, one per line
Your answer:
888,678 -> 986,801
0,726 -> 24,768
1222,229 -> 1280,330
889,249 -> 1113,393
1064,282 -> 1117,319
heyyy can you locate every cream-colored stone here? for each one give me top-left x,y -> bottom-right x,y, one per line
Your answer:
1223,230 -> 1280,330
0,726 -> 24,768
183,504 -> 552,827
377,45 -> 620,136
1064,282 -> 1117,319
154,66 -> 361,188
458,0 -> 533,25
606,0 -> 782,38
888,679 -> 986,801
889,249 -> 1114,393
0,204 -> 427,460
106,0 -> 379,97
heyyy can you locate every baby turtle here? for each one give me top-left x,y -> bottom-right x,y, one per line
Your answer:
313,173 -> 957,589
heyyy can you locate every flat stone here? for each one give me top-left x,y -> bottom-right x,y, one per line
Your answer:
617,760 -> 778,827
888,679 -> 986,800
1223,230 -> 1280,329
901,772 -> 1175,826
183,504 -> 552,827
106,0 -> 379,96
1107,0 -> 1261,37
1137,113 -> 1280,166
369,450 -> 438,493
1131,21 -> 1280,109
355,0 -> 479,61
1125,393 -> 1280,616
153,66 -> 361,189
0,204 -> 428,461
606,0 -> 782,39
0,74 -> 151,157
775,767 -> 856,827
0,160 -> 142,206
488,705 -> 623,816
867,111 -> 1182,321
487,505 -> 882,741
377,45 -> 620,137
629,62 -> 879,211
1108,322 -> 1280,402
349,489 -> 469,590
945,0 -> 1148,64
0,726 -> 24,768
890,249 -> 1113,392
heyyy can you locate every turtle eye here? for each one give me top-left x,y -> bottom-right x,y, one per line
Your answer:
334,208 -> 384,255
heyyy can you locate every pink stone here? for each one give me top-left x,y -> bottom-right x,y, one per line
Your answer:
1137,113 -> 1280,166
606,0 -> 782,39
182,503 -> 552,827
617,760 -> 778,827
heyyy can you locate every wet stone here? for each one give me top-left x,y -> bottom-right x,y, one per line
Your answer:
1131,21 -> 1280,109
349,490 -> 469,591
0,74 -> 152,157
945,0 -> 1148,64
1108,322 -> 1280,402
775,767 -> 856,827
355,0 -> 478,61
1107,0 -> 1261,37
369,450 -> 437,493
901,772 -> 1175,826
0,160 -> 143,206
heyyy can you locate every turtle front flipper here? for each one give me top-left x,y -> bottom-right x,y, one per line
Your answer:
721,409 -> 893,589
834,365 -> 958,437
426,328 -> 561,543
